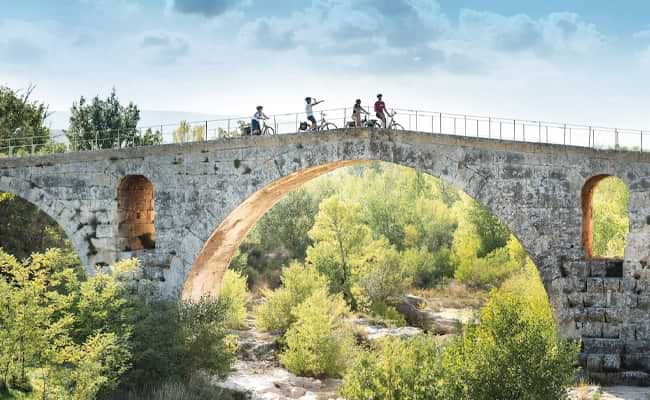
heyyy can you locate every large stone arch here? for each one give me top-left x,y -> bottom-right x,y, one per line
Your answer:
0,176 -> 90,267
180,131 -> 573,334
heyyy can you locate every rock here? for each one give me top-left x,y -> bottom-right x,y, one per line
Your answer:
395,296 -> 463,334
353,318 -> 423,341
235,330 -> 279,361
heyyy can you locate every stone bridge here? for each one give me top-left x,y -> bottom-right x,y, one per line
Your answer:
1,128 -> 650,384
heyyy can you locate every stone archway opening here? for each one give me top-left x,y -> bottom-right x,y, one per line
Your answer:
581,175 -> 629,263
0,191 -> 77,261
116,175 -> 156,252
182,161 -> 537,303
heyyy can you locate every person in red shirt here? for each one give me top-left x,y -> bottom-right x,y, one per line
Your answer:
374,93 -> 387,128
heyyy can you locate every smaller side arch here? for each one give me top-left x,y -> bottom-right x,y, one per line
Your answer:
581,174 -> 629,259
116,175 -> 156,252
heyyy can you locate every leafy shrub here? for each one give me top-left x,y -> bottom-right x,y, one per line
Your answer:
401,246 -> 454,288
441,291 -> 579,400
342,263 -> 578,400
220,269 -> 249,329
254,262 -> 328,333
454,235 -> 526,289
352,239 -> 414,308
121,297 -> 236,389
280,289 -> 355,378
340,335 -> 443,400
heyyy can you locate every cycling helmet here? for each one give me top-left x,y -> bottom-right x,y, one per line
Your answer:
305,97 -> 312,102
256,105 -> 263,110
377,93 -> 383,98
355,99 -> 361,104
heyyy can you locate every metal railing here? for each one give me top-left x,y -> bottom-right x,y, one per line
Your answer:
1,106 -> 648,157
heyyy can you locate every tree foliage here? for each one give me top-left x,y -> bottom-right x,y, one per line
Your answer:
0,85 -> 51,156
254,262 -> 329,333
280,289 -> 355,378
592,176 -> 629,258
220,269 -> 249,329
66,88 -> 141,150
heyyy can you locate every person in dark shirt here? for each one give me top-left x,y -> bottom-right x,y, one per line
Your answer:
352,99 -> 369,127
374,94 -> 387,128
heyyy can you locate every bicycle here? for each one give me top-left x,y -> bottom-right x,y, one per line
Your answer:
301,111 -> 337,132
260,121 -> 275,136
382,110 -> 404,130
245,120 -> 276,136
347,115 -> 381,129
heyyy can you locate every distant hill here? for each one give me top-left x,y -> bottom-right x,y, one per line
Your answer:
45,110 -> 234,130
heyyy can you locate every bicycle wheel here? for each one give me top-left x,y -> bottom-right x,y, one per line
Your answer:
391,123 -> 404,130
321,123 -> 337,131
264,126 -> 276,136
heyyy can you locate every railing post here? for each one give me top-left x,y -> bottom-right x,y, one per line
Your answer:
476,119 -> 479,137
563,124 -> 567,145
343,108 -> 347,127
538,122 -> 541,143
641,131 -> 644,152
488,117 -> 491,139
615,129 -> 619,150
439,112 -> 442,134
228,119 -> 231,137
95,130 -> 99,150
523,124 -> 526,142
274,116 -> 277,134
296,113 -> 299,132
415,110 -> 418,131
499,121 -> 502,140
545,126 -> 549,143
117,129 -> 120,148
431,114 -> 434,134
205,121 -> 208,141
588,126 -> 592,148
31,136 -> 35,154
464,115 -> 467,136
453,118 -> 456,135
513,119 -> 516,141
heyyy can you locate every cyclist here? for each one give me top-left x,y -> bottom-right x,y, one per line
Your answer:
305,97 -> 323,130
252,105 -> 269,135
374,93 -> 387,128
352,99 -> 370,127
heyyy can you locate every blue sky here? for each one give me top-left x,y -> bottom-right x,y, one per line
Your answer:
2,0 -> 650,129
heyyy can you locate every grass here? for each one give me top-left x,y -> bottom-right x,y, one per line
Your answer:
412,283 -> 487,311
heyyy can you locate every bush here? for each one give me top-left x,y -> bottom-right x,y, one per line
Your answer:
121,297 -> 236,390
441,291 -> 579,400
254,262 -> 329,333
340,336 -> 443,400
401,246 -> 454,288
280,289 -> 355,378
220,269 -> 249,329
341,265 -> 579,400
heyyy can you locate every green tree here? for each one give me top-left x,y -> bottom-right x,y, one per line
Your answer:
220,269 -> 249,329
66,88 -> 140,150
173,120 -> 191,143
340,336 -> 443,400
280,289 -> 355,378
466,200 -> 511,258
306,197 -> 370,302
256,188 -> 318,260
134,127 -> 162,146
0,85 -> 52,156
254,262 -> 329,333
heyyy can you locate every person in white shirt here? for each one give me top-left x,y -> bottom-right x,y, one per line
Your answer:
252,105 -> 269,135
305,97 -> 323,130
